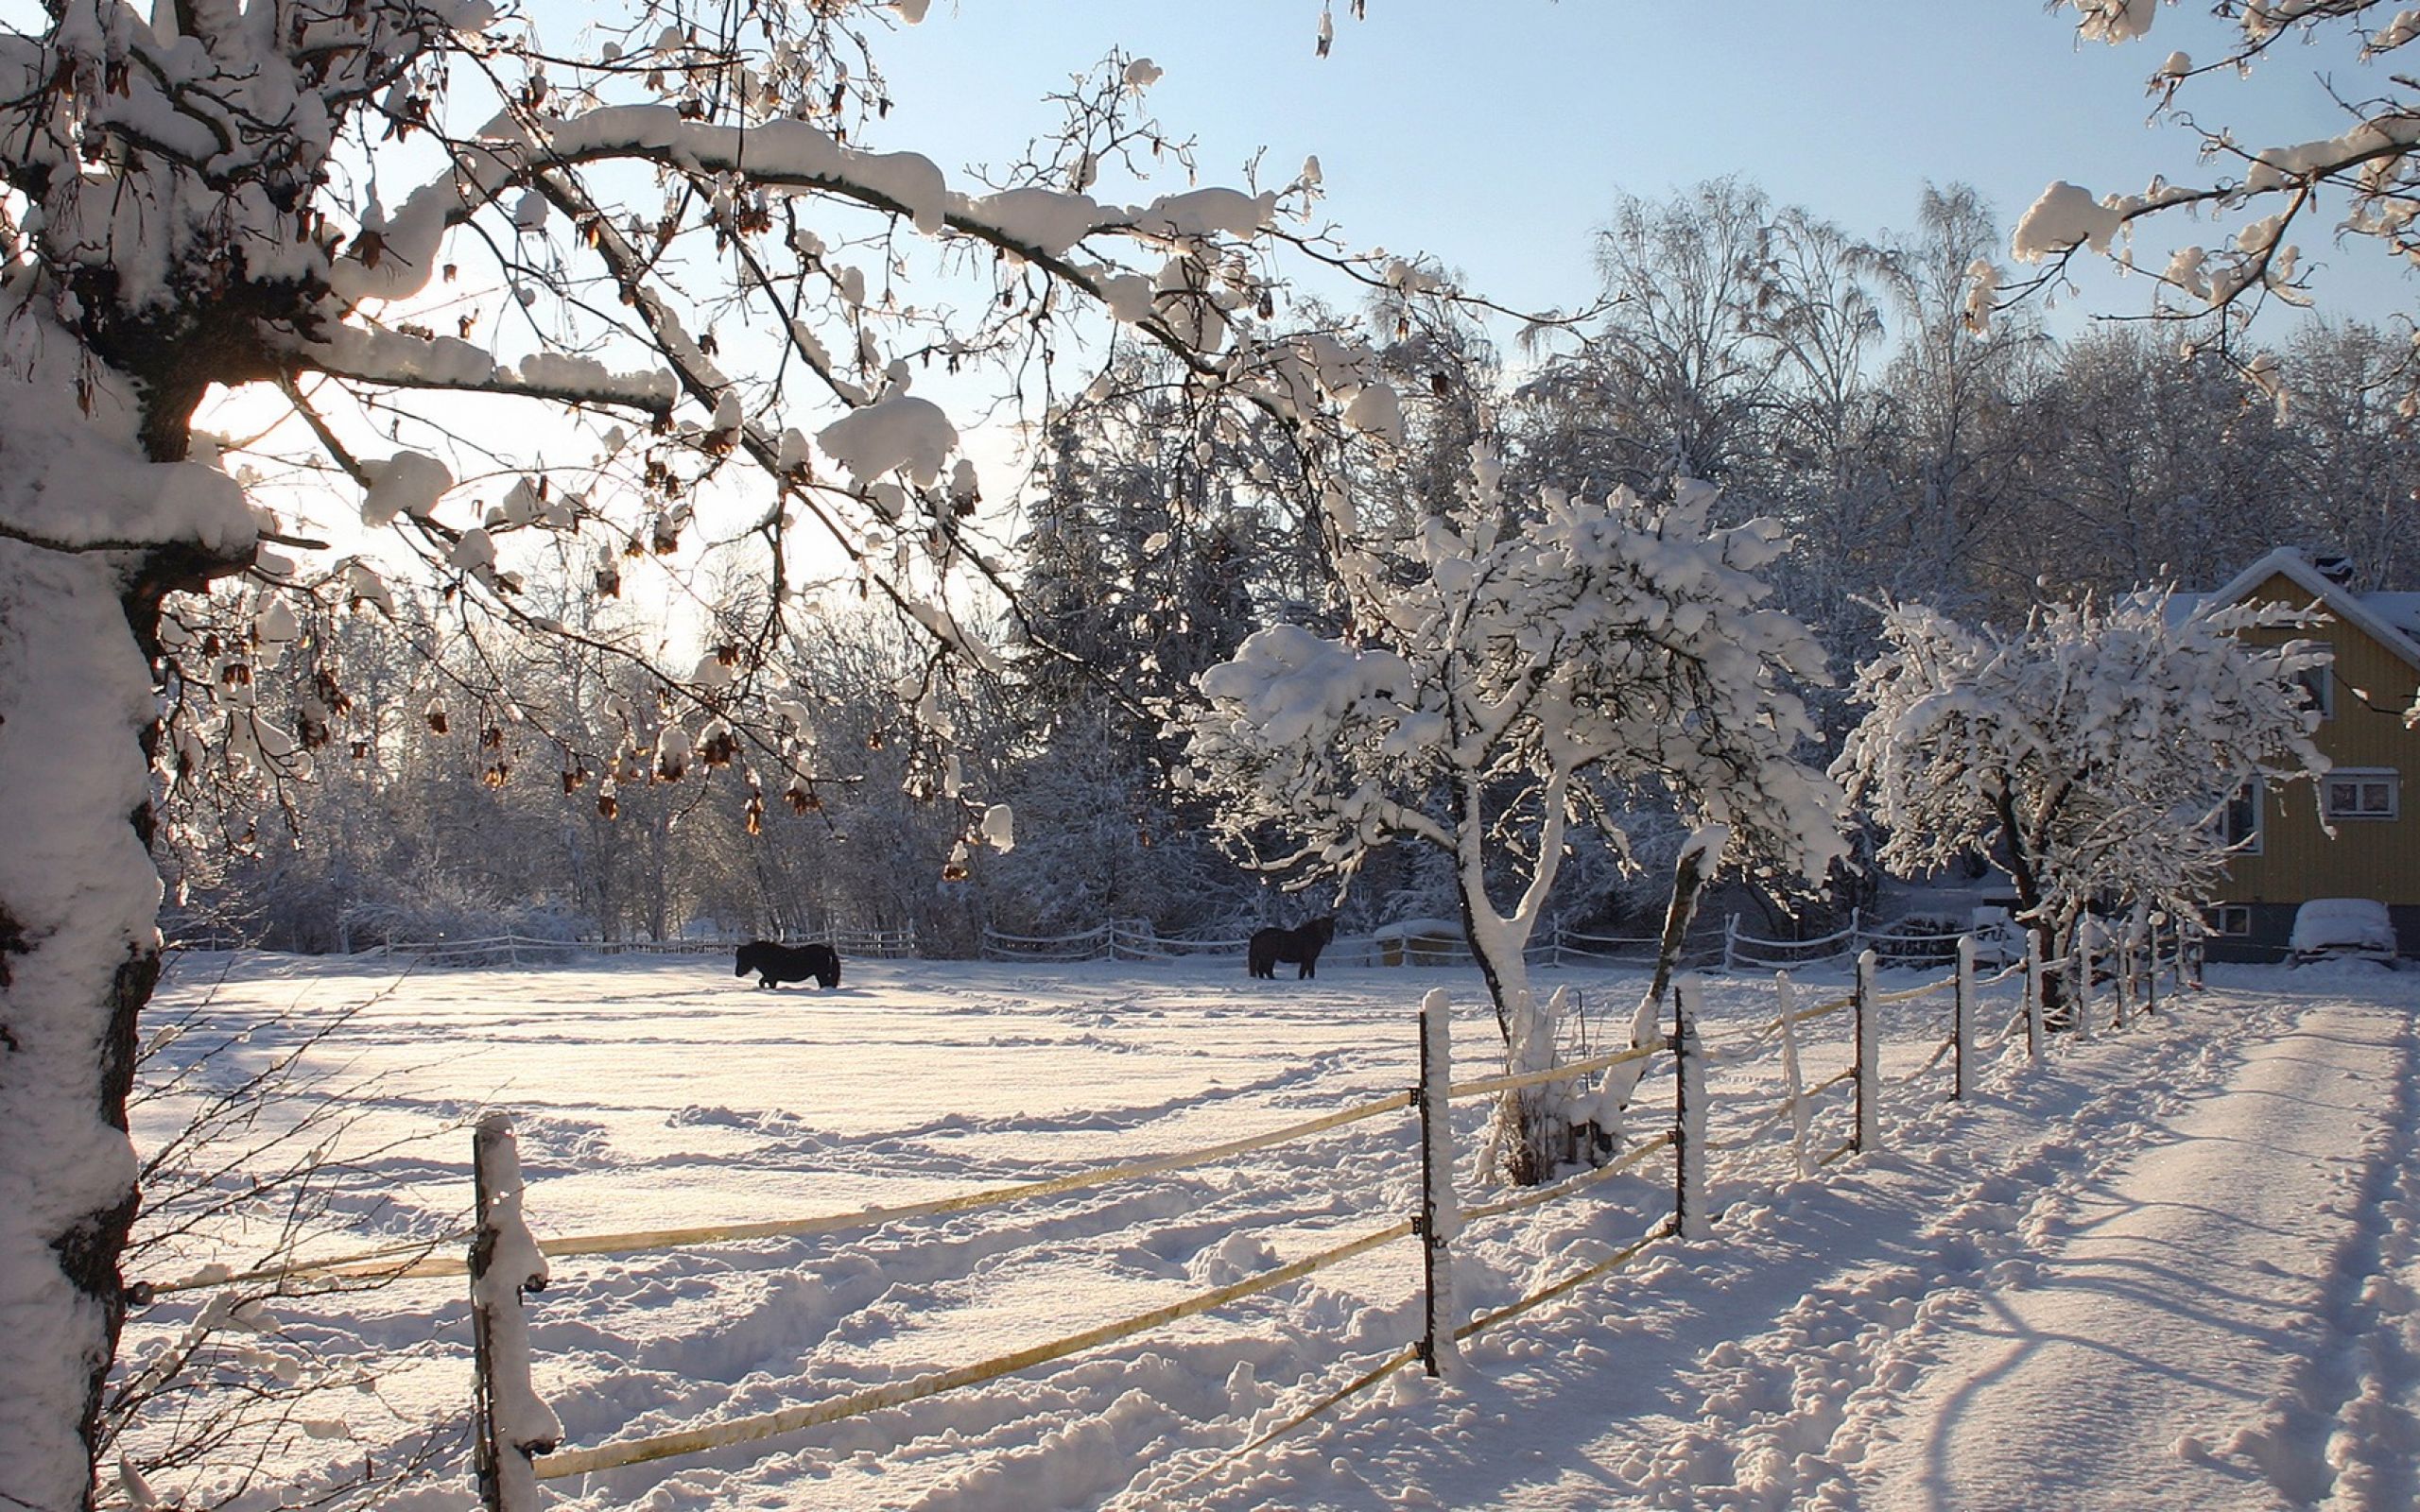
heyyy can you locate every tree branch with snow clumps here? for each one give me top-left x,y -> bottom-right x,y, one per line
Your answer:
1999,2 -> 2420,396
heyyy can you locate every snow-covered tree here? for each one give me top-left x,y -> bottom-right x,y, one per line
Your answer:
1181,444 -> 1848,1184
2011,2 -> 2420,384
1538,179 -> 1784,492
1835,593 -> 2328,1002
1874,184 -> 2048,619
0,1 -> 1416,1499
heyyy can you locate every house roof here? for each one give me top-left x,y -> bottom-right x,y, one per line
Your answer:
2179,547 -> 2420,676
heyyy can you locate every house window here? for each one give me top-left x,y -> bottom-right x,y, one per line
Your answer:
2325,768 -> 2399,821
2221,782 -> 2263,853
2300,644 -> 2335,721
2209,904 -> 2254,937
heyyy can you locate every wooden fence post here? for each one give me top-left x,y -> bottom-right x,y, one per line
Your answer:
2025,934 -> 2044,1063
1854,950 -> 1879,1154
470,1115 -> 561,1512
2071,923 -> 2092,1040
1675,975 -> 1710,1239
1721,915 -> 1739,973
1953,934 -> 1975,1101
2145,915 -> 2161,1017
1415,989 -> 1461,1378
2114,929 -> 2134,1031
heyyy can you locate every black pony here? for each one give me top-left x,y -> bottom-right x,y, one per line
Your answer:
735,939 -> 841,989
1249,918 -> 1337,980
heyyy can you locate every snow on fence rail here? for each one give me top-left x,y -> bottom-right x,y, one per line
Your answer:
144,919 -> 2204,1506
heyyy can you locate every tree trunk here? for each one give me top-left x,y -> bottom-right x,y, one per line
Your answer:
1563,836 -> 1722,1165
1992,790 -> 2067,1018
1460,902 -> 1563,1187
0,547 -> 170,1511
1452,770 -> 1578,1188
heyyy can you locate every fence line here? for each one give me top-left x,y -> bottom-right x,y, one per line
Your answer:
169,915 -> 2199,1504
977,909 -> 2045,974
1461,1132 -> 1676,1225
341,928 -> 922,968
156,1090 -> 1418,1293
1446,1040 -> 1662,1102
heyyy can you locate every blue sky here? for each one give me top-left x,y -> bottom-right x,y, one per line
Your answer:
874,2 -> 2412,336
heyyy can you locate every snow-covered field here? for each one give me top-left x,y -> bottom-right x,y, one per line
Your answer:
125,950 -> 2420,1510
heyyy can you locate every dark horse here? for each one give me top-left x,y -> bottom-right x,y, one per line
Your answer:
735,939 -> 841,989
1249,918 -> 1337,980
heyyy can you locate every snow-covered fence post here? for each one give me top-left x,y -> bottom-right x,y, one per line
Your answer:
1854,949 -> 1880,1153
2025,934 -> 2045,1063
1775,972 -> 1813,1177
2113,928 -> 2133,1032
1414,989 -> 1461,1378
1953,934 -> 1976,1101
1674,975 -> 1710,1239
1848,906 -> 1862,956
1721,914 -> 1739,973
2145,914 -> 2162,1017
470,1114 -> 561,1512
2070,922 -> 2092,1040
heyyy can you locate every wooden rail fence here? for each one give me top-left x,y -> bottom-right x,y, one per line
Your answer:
135,919 -> 2204,1508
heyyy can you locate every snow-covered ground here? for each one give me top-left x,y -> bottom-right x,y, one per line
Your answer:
124,950 -> 2420,1510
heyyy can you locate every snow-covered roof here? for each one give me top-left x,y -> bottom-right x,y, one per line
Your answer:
2178,547 -> 2420,674
1373,917 -> 1462,941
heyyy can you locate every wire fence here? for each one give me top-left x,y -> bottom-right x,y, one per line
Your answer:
171,913 -> 2002,975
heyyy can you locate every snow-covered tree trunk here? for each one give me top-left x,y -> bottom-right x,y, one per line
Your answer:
1458,770 -> 1571,1186
0,556 -> 174,1510
0,322 -> 257,1503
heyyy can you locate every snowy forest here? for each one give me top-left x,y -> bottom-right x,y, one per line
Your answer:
165,176 -> 2417,954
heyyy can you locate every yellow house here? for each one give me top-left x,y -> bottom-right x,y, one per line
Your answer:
2193,548 -> 2420,960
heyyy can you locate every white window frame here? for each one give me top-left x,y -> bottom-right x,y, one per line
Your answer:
2302,644 -> 2336,721
2209,904 -> 2254,937
2221,781 -> 2264,854
2324,767 -> 2399,821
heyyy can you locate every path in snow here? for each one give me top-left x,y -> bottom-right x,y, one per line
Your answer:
1180,974 -> 2420,1512
1857,999 -> 2413,1509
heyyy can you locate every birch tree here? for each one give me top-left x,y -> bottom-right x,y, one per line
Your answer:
1181,444 -> 1848,1184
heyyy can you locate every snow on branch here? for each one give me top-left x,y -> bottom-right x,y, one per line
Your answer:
2002,2 -> 2420,380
